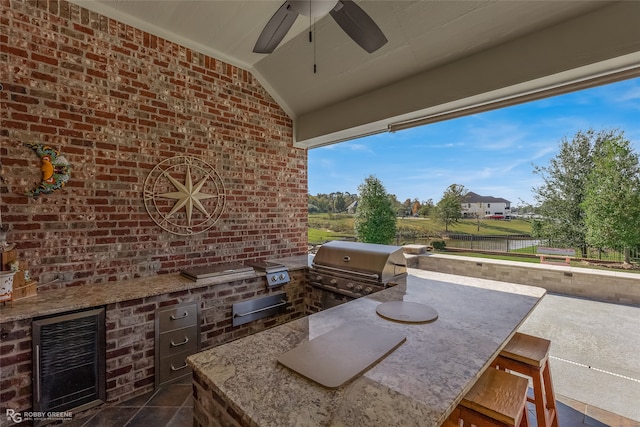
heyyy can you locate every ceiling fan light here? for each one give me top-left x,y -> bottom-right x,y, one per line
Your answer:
289,0 -> 339,18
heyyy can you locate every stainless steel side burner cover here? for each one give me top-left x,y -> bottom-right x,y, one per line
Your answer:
245,261 -> 290,288
180,263 -> 254,281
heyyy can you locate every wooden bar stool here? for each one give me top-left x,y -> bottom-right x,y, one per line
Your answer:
442,408 -> 461,427
491,333 -> 558,427
457,367 -> 530,427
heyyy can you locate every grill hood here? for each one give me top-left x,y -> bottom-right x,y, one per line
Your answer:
312,241 -> 407,284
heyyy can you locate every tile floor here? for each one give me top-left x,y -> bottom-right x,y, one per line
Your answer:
65,381 -> 638,427
66,380 -> 193,427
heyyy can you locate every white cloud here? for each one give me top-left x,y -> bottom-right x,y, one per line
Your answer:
344,143 -> 373,152
308,78 -> 640,205
617,86 -> 640,102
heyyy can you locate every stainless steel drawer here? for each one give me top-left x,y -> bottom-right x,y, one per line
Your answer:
155,302 -> 200,388
157,303 -> 198,332
158,327 -> 198,356
158,349 -> 193,384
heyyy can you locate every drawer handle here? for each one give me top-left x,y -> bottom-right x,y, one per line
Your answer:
170,337 -> 189,347
234,300 -> 287,318
171,362 -> 189,371
170,311 -> 189,320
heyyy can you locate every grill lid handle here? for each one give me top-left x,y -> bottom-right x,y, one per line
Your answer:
342,256 -> 350,262
311,263 -> 380,280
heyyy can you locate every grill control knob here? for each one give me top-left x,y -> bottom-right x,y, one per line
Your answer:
316,275 -> 322,281
354,285 -> 363,292
330,279 -> 338,286
271,275 -> 278,282
346,282 -> 354,289
364,287 -> 372,294
279,274 -> 286,280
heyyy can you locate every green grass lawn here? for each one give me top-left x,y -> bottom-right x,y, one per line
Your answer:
308,213 -> 638,271
308,214 -> 533,244
308,228 -> 349,244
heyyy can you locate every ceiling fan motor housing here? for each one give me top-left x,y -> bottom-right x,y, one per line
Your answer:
289,0 -> 339,17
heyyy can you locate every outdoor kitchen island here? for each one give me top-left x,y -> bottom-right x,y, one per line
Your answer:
187,269 -> 547,427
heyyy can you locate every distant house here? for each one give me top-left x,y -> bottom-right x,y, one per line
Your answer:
461,192 -> 511,219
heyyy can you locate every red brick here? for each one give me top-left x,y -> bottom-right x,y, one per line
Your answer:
11,94 -> 39,104
1,0 -> 303,411
31,52 -> 58,66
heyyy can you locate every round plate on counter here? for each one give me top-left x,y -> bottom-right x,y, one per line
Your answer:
376,301 -> 438,323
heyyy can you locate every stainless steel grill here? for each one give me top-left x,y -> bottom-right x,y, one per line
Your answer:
310,241 -> 407,299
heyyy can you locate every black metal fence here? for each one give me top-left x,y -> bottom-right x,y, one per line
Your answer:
396,233 -> 639,263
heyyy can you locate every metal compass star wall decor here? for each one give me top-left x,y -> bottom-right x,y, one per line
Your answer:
143,156 -> 226,236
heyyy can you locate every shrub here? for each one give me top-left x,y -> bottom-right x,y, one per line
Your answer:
431,240 -> 446,250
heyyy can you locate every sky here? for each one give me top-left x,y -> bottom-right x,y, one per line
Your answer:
308,77 -> 640,207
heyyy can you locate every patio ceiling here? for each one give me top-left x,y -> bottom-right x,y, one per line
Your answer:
72,1 -> 640,148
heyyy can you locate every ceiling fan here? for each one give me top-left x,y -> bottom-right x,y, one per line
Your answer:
253,0 -> 387,54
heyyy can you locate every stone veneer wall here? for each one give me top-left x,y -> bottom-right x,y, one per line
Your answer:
0,270 -> 307,422
1,0 -> 306,290
417,254 -> 640,305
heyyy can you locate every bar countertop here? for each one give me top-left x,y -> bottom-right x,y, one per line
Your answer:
0,255 -> 310,323
187,269 -> 546,427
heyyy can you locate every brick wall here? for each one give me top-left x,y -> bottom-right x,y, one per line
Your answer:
0,270 -> 307,422
105,270 -> 307,403
0,0 -> 307,290
193,369 -> 248,427
304,282 -> 356,314
0,319 -> 31,413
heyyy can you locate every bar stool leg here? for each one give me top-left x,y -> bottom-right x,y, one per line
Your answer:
531,363 -> 547,427
543,360 -> 558,427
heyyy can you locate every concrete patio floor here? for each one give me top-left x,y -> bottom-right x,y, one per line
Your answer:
518,293 -> 640,424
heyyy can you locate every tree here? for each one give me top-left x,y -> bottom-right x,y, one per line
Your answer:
418,199 -> 434,217
532,129 -> 608,256
401,198 -> 413,217
354,175 -> 397,244
435,184 -> 467,233
333,192 -> 347,213
308,193 -> 331,213
582,132 -> 640,264
411,198 -> 421,216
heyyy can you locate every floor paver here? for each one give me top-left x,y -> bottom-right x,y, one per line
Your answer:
518,294 -> 640,422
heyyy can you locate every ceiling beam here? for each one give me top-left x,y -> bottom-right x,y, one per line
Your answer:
294,1 -> 640,148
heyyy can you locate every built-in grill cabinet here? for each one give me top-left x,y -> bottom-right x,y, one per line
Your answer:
310,241 -> 408,300
155,302 -> 200,388
32,307 -> 106,421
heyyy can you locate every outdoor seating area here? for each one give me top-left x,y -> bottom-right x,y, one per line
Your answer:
61,272 -> 639,427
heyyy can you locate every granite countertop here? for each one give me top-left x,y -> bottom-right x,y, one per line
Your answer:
188,269 -> 546,427
0,255 -> 310,323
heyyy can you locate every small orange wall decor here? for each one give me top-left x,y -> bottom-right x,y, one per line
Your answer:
24,143 -> 71,197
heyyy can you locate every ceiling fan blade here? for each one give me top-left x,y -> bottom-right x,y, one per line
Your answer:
253,1 -> 299,54
329,0 -> 387,53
